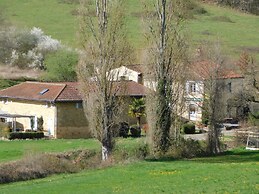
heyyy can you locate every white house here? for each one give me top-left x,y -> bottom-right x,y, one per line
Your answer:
108,65 -> 143,84
185,80 -> 204,122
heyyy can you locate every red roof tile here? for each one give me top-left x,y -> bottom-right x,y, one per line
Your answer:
0,82 -> 66,102
0,81 -> 148,102
220,70 -> 244,79
188,60 -> 244,80
115,81 -> 148,96
55,82 -> 82,102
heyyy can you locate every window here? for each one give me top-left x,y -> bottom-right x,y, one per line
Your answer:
39,89 -> 49,95
2,99 -> 8,104
189,104 -> 197,115
76,102 -> 83,109
120,76 -> 129,81
45,102 -> 51,108
227,82 -> 232,93
189,82 -> 196,93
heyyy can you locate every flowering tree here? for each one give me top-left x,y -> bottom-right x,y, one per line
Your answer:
0,26 -> 61,69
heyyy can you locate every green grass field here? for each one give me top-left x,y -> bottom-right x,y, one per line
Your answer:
1,0 -> 259,60
0,139 -> 100,163
187,4 -> 259,60
0,147 -> 258,193
0,137 -> 147,163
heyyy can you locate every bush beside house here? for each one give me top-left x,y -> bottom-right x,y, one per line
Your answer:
182,122 -> 196,134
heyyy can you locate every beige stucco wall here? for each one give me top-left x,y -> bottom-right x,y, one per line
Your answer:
56,102 -> 91,139
184,81 -> 204,122
0,99 -> 56,136
0,99 -> 91,139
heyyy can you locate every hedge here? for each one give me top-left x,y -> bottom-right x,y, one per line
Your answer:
9,132 -> 44,140
130,125 -> 141,137
182,123 -> 196,134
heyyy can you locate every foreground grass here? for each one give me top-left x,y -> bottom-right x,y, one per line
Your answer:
0,139 -> 100,163
0,148 -> 258,193
0,147 -> 259,193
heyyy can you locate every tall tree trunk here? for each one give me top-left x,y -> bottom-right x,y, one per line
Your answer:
78,0 -> 132,161
155,78 -> 172,153
137,116 -> 141,127
145,0 -> 187,156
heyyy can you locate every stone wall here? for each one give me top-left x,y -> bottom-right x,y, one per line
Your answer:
56,102 -> 91,138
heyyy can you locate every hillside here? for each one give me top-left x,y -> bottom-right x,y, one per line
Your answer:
0,0 -> 259,61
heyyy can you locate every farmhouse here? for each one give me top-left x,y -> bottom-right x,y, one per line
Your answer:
185,60 -> 250,121
114,63 -> 250,122
0,81 -> 148,138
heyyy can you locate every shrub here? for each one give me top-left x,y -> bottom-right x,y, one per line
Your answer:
182,122 -> 196,134
56,149 -> 100,169
0,79 -> 20,90
183,0 -> 208,19
234,130 -> 249,147
42,49 -> 78,81
0,149 -> 99,184
248,112 -> 259,126
9,132 -> 44,140
113,140 -> 149,161
0,26 -> 61,69
0,122 -> 10,138
0,28 -> 17,65
130,125 -> 141,137
218,0 -> 259,15
166,138 -> 208,159
0,153 -> 79,184
118,122 -> 129,138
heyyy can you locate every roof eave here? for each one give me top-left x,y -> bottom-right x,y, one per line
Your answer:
0,96 -> 55,103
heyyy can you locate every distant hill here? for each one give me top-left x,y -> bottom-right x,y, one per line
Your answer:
0,0 -> 259,61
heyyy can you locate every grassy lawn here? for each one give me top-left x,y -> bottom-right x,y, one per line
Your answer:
0,139 -> 100,163
187,4 -> 259,60
0,0 -> 78,47
0,148 -> 258,193
1,0 -> 259,60
0,137 -> 147,163
0,79 -> 21,90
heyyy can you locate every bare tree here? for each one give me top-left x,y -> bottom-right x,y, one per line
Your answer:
236,52 -> 259,118
144,0 -> 188,155
237,52 -> 259,95
78,0 -> 133,160
197,42 -> 225,154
